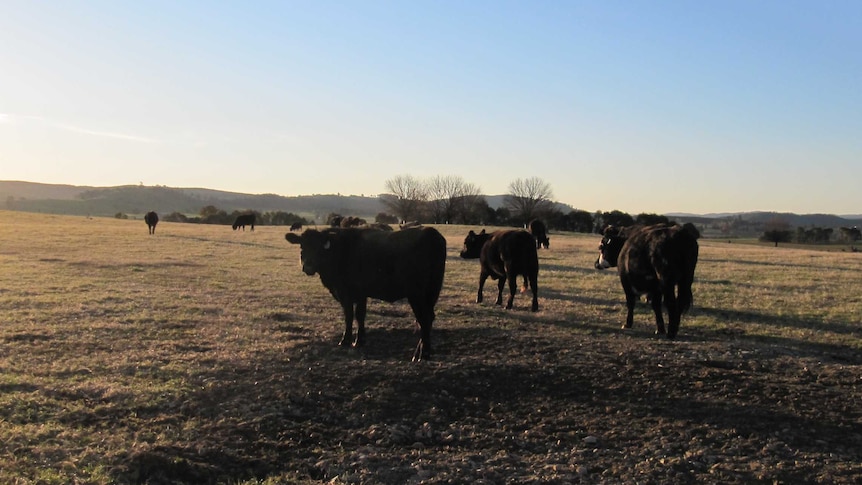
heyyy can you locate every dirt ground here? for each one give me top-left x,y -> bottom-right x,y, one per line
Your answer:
125,306 -> 862,484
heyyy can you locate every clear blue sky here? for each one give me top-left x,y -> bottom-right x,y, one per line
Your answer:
2,1 -> 860,215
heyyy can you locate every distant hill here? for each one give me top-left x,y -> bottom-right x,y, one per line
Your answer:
0,181 -> 385,221
0,181 -> 577,220
669,211 -> 862,229
3,181 -> 859,231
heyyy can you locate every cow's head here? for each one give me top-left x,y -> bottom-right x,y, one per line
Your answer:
285,229 -> 333,276
460,229 -> 491,259
595,226 -> 627,270
538,235 -> 550,249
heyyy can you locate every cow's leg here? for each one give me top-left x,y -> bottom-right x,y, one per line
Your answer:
529,271 -> 539,312
497,276 -> 508,307
504,271 -> 518,309
651,290 -> 666,335
339,301 -> 354,347
354,298 -> 367,347
408,298 -> 433,361
664,286 -> 680,339
477,272 -> 490,303
621,276 -> 637,329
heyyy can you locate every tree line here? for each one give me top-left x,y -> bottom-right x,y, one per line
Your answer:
760,220 -> 862,247
117,206 -> 311,227
379,174 -> 675,233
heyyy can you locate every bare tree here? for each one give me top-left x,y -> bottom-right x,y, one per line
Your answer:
426,175 -> 483,224
381,175 -> 428,222
505,177 -> 555,226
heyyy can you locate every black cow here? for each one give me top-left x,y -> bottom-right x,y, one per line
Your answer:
232,214 -> 255,231
289,222 -> 303,232
595,223 -> 700,339
528,219 -> 550,249
285,226 -> 446,361
460,229 -> 539,312
144,211 -> 158,235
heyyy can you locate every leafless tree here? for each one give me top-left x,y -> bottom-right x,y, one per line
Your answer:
505,177 -> 555,225
381,175 -> 428,222
426,175 -> 483,224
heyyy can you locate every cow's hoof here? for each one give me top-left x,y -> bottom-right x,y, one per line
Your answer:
412,343 -> 431,362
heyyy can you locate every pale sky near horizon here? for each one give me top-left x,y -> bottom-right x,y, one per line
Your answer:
1,1 -> 860,215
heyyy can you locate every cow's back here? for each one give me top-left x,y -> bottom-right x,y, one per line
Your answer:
619,224 -> 699,308
346,227 -> 446,302
481,230 -> 538,277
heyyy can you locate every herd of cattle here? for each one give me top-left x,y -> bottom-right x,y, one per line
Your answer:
145,211 -> 700,361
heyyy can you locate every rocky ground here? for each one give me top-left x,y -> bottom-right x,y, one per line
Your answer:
125,313 -> 862,484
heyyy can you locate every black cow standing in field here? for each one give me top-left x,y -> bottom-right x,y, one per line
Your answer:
144,211 -> 158,235
595,223 -> 700,339
233,214 -> 255,231
284,226 -> 446,361
460,229 -> 539,312
528,219 -> 550,249
289,222 -> 303,232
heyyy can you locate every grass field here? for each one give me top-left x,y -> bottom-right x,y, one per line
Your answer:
1,211 -> 860,484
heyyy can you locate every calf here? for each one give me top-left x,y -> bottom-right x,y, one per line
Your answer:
528,219 -> 550,249
460,229 -> 539,311
233,213 -> 256,231
595,223 -> 700,338
144,211 -> 158,235
285,226 -> 446,361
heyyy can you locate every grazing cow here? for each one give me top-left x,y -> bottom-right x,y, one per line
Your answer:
144,211 -> 158,235
595,223 -> 700,339
400,221 -> 422,230
340,216 -> 367,228
285,226 -> 446,361
289,222 -> 303,232
528,219 -> 550,249
367,222 -> 394,231
232,213 -> 256,231
460,229 -> 539,311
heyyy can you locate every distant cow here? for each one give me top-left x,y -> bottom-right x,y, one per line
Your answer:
289,222 -> 303,232
460,229 -> 539,311
367,222 -> 394,231
340,216 -> 367,228
285,226 -> 446,361
232,214 -> 256,231
528,219 -> 550,249
595,223 -> 700,339
144,211 -> 158,235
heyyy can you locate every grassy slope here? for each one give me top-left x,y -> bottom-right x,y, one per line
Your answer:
0,211 -> 860,483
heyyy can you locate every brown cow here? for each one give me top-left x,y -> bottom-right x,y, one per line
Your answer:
232,213 -> 255,231
144,211 -> 158,235
595,223 -> 700,338
460,229 -> 539,312
285,226 -> 446,361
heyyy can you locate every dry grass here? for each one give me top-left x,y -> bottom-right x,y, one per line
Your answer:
0,211 -> 860,484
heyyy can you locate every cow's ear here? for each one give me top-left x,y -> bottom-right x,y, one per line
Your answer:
480,229 -> 486,235
468,230 -> 475,236
285,233 -> 301,244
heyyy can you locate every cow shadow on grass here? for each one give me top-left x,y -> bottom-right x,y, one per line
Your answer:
701,257 -> 862,273
696,305 -> 861,338
115,324 -> 862,484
